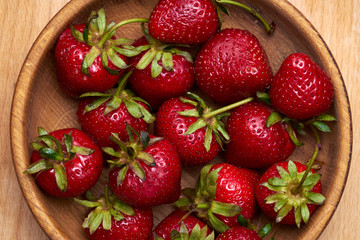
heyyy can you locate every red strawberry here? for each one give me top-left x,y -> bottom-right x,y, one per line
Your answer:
255,160 -> 325,227
195,28 -> 273,105
128,27 -> 195,110
155,92 -> 253,166
54,8 -> 148,97
216,226 -> 261,240
152,210 -> 214,240
269,53 -> 334,120
25,127 -> 103,197
77,72 -> 154,148
175,163 -> 260,233
225,101 -> 295,169
75,186 -> 153,240
106,126 -> 182,207
148,0 -> 274,45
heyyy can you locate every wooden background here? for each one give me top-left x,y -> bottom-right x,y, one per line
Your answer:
1,0 -> 358,239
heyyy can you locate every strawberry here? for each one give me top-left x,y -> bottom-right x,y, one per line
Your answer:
106,125 -> 182,208
54,8 -> 148,97
216,226 -> 261,240
269,53 -> 334,120
225,101 -> 295,169
148,0 -> 274,45
25,127 -> 103,197
175,163 -> 260,233
195,28 -> 273,105
155,92 -> 253,166
128,26 -> 195,110
255,160 -> 325,227
152,210 -> 214,240
75,186 -> 153,240
77,71 -> 154,148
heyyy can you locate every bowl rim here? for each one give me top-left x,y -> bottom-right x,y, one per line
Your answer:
10,0 -> 353,239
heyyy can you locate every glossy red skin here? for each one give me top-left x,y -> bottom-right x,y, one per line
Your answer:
109,137 -> 182,208
210,163 -> 260,227
77,97 -> 149,148
155,97 -> 221,166
152,210 -> 212,240
128,37 -> 195,110
148,0 -> 219,44
269,53 -> 334,120
216,226 -> 261,240
195,28 -> 273,105
85,207 -> 153,240
30,128 -> 103,197
225,101 -> 295,169
255,161 -> 322,225
55,24 -> 127,98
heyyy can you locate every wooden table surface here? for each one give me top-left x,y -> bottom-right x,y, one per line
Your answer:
1,0 -> 358,239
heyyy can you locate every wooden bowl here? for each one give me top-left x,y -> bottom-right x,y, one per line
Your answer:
10,0 -> 352,239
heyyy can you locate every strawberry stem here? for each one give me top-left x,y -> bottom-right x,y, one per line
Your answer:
216,0 -> 275,34
203,97 -> 253,119
97,18 -> 149,48
115,70 -> 133,96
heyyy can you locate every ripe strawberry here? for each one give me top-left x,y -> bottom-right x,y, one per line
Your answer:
269,53 -> 334,120
75,186 -> 153,240
175,163 -> 260,233
106,126 -> 182,207
77,72 -> 154,148
25,127 -> 103,197
216,226 -> 261,240
155,92 -> 253,166
55,8 -> 148,97
195,28 -> 273,105
148,0 -> 274,45
152,210 -> 214,240
255,160 -> 325,227
225,101 -> 295,169
128,26 -> 195,110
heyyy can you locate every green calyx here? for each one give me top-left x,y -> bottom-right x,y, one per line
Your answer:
80,71 -> 155,124
74,185 -> 135,235
71,8 -> 149,76
213,0 -> 275,34
155,222 -> 215,240
103,124 -> 162,184
25,127 -> 94,192
135,23 -> 193,78
178,92 -> 253,152
261,159 -> 325,228
175,164 -> 241,233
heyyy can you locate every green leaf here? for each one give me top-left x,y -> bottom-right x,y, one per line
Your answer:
295,206 -> 302,228
54,163 -> 67,192
117,165 -> 129,186
276,165 -> 291,181
312,121 -> 331,132
204,127 -> 213,152
207,210 -> 229,233
89,210 -> 105,235
273,198 -> 287,212
39,148 -> 63,161
63,134 -> 73,154
82,46 -> 101,76
301,202 -> 310,223
265,193 -> 287,205
110,208 -> 124,221
258,223 -> 272,238
124,100 -> 144,119
136,48 -> 157,70
83,97 -> 111,114
287,160 -> 298,179
72,145 -> 95,156
102,211 -> 112,230
174,197 -> 191,208
268,177 -> 287,187
70,25 -> 84,42
302,172 -> 321,189
107,47 -> 129,69
266,111 -> 283,127
256,91 -> 271,104
162,51 -> 174,71
74,198 -> 102,208
113,199 -> 135,216
210,201 -> 240,217
137,103 -> 155,123
101,51 -> 121,75
24,160 -> 48,174
151,51 -> 163,78
137,151 -> 155,166
130,161 -> 146,181
177,109 -> 200,118
276,203 -> 293,223
112,45 -> 142,57
96,8 -> 106,35
305,192 -> 326,205
316,114 -> 336,122
184,119 -> 207,135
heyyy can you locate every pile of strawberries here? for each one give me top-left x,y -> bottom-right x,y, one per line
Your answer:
25,0 -> 336,239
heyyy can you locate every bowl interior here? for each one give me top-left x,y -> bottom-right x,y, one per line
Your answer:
11,0 -> 352,239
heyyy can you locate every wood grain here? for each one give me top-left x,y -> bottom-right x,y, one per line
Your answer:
1,0 -> 358,239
